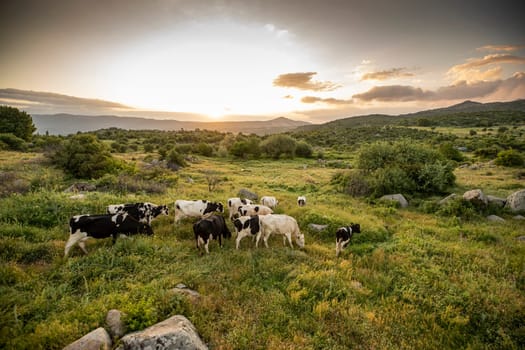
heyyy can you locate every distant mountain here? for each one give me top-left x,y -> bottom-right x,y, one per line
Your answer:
295,99 -> 525,131
32,114 -> 310,136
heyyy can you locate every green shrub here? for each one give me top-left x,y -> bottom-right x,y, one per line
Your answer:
495,149 -> 524,167
295,141 -> 313,158
0,106 -> 36,141
50,134 -> 123,179
260,134 -> 297,159
0,133 -> 27,151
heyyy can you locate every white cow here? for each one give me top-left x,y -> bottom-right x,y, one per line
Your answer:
258,214 -> 305,249
297,196 -> 306,207
260,196 -> 278,208
174,200 -> 224,222
227,197 -> 252,220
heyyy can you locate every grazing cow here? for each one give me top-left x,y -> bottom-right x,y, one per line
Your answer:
258,214 -> 305,249
107,202 -> 169,225
335,223 -> 361,257
233,215 -> 261,249
64,213 -> 153,256
237,204 -> 273,218
227,197 -> 252,220
174,200 -> 224,222
193,214 -> 232,254
260,196 -> 278,209
297,196 -> 306,207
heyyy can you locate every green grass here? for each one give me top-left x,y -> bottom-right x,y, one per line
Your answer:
1,152 -> 524,349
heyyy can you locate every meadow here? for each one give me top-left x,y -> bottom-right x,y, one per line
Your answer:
0,136 -> 524,349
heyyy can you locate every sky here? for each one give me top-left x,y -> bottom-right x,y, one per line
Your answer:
1,0 -> 524,123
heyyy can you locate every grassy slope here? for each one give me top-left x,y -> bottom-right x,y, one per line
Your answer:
1,153 -> 524,349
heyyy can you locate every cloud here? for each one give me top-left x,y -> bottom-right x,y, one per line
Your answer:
273,72 -> 340,91
448,54 -> 525,82
301,96 -> 353,105
477,45 -> 525,52
361,68 -> 414,81
0,88 -> 132,109
352,72 -> 525,102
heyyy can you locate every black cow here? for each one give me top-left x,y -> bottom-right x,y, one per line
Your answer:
335,223 -> 361,257
193,215 -> 231,254
107,202 -> 169,225
64,213 -> 153,256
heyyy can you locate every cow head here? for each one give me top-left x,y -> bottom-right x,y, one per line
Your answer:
153,205 -> 169,217
295,233 -> 305,248
350,223 -> 361,234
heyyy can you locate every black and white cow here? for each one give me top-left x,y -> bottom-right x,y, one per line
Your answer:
227,197 -> 252,220
64,213 -> 153,256
261,196 -> 278,208
335,223 -> 361,257
237,204 -> 273,218
174,200 -> 224,222
107,202 -> 169,225
193,214 -> 232,254
233,215 -> 261,249
297,196 -> 306,207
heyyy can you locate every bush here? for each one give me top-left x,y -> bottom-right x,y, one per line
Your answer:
356,141 -> 455,197
50,134 -> 122,179
0,133 -> 27,151
260,134 -> 297,159
495,149 -> 524,167
295,141 -> 313,158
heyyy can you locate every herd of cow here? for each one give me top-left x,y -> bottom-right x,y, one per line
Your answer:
64,195 -> 360,257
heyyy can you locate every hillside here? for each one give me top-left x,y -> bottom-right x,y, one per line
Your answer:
295,99 -> 525,132
32,114 -> 310,136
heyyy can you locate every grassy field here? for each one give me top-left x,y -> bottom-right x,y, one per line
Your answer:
1,150 -> 524,349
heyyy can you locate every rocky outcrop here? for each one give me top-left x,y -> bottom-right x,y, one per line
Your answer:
170,284 -> 201,304
505,189 -> 525,213
238,188 -> 258,201
487,195 -> 506,208
438,193 -> 457,206
63,327 -> 111,350
487,215 -> 505,222
463,189 -> 488,207
379,194 -> 408,208
308,224 -> 329,232
119,315 -> 207,350
106,309 -> 127,339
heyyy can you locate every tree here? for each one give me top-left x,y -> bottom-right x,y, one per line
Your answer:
260,134 -> 297,159
50,134 -> 121,179
295,141 -> 313,158
0,106 -> 36,141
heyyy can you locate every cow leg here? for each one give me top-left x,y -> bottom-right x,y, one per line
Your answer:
64,231 -> 86,257
196,236 -> 205,255
78,238 -> 89,255
285,233 -> 293,249
204,238 -> 210,254
336,239 -> 342,257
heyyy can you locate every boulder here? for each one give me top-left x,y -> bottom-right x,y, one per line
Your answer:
308,224 -> 329,232
170,284 -> 201,304
63,327 -> 111,350
505,189 -> 525,213
379,194 -> 408,208
463,189 -> 488,207
487,215 -> 505,223
487,195 -> 506,208
106,309 -> 127,339
64,183 -> 96,192
119,315 -> 207,350
513,215 -> 525,220
238,188 -> 258,201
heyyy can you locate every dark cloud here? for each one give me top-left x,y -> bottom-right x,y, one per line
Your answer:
301,96 -> 352,105
352,73 -> 525,102
361,68 -> 414,81
273,72 -> 340,91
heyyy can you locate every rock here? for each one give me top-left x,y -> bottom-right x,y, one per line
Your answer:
438,193 -> 457,206
516,236 -> 525,241
487,215 -> 505,223
463,189 -> 488,207
513,215 -> 525,220
119,315 -> 208,350
106,309 -> 127,339
505,189 -> 525,213
379,194 -> 408,208
238,188 -> 258,201
64,183 -> 96,192
487,195 -> 506,208
308,224 -> 329,232
170,284 -> 201,303
63,327 -> 112,350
